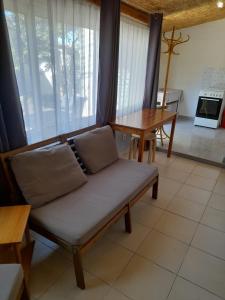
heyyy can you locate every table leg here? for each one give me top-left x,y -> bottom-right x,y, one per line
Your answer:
13,227 -> 35,283
25,225 -> 32,243
167,116 -> 177,157
14,243 -> 22,264
138,132 -> 145,162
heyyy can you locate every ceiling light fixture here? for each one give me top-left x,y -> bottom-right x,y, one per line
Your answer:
217,1 -> 224,8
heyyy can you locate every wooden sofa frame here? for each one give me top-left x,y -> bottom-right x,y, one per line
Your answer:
0,125 -> 158,289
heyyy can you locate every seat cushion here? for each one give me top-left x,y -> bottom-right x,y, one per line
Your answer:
73,125 -> 119,174
10,144 -> 88,208
0,264 -> 23,300
31,159 -> 158,245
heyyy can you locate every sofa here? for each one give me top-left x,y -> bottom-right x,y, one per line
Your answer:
1,125 -> 159,289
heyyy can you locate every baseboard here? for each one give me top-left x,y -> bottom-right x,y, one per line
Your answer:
177,115 -> 194,121
157,147 -> 225,169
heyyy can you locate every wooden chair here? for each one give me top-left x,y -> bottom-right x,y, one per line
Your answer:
129,133 -> 156,163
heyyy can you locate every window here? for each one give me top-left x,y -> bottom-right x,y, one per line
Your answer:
4,0 -> 99,143
117,16 -> 149,116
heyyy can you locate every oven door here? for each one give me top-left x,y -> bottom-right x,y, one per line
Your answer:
195,96 -> 223,120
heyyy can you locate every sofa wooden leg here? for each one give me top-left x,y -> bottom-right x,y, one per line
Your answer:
152,177 -> 158,200
73,247 -> 85,289
124,207 -> 132,234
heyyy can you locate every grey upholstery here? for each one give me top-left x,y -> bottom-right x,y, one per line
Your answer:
0,264 -> 23,300
73,125 -> 119,174
10,144 -> 87,208
31,159 -> 158,245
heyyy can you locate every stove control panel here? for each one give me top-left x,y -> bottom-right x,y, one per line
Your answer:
199,89 -> 225,99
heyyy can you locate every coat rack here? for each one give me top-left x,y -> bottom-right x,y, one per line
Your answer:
161,26 -> 190,110
157,26 -> 190,145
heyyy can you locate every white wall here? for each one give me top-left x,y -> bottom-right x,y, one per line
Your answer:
159,18 -> 225,117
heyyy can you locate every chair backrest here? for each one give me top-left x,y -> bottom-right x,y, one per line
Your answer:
0,125 -> 96,204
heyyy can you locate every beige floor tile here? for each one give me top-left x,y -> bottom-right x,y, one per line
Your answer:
104,288 -> 131,300
177,184 -> 211,205
167,196 -> 206,222
154,151 -> 175,167
131,202 -> 163,228
67,271 -> 110,300
46,249 -> 71,271
179,247 -> 225,299
185,174 -> 216,192
154,212 -> 198,244
30,242 -> 71,299
141,176 -> 181,210
114,255 -> 175,300
201,207 -> 225,232
209,193 -> 225,212
170,157 -> 197,173
159,166 -> 190,183
38,269 -> 73,300
155,164 -> 166,176
158,177 -> 182,198
168,277 -> 221,300
192,165 -> 221,180
137,230 -> 188,273
39,266 -> 109,300
106,219 -> 150,252
83,238 -> 133,284
30,262 -> 63,299
141,190 -> 173,209
218,173 -> 225,182
214,179 -> 225,196
119,151 -> 130,160
192,224 -> 225,260
57,246 -> 73,261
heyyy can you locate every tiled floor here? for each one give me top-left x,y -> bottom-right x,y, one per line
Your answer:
29,152 -> 225,300
158,116 -> 225,165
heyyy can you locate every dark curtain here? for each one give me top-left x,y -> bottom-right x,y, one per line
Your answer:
0,0 -> 27,204
0,0 -> 27,153
143,13 -> 163,109
96,0 -> 120,126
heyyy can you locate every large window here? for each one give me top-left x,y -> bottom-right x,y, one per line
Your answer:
4,0 -> 99,143
117,16 -> 149,116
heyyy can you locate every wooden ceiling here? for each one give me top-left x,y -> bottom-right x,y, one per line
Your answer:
123,0 -> 225,31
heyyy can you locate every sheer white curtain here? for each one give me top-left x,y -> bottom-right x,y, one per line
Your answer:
117,16 -> 149,116
4,0 -> 99,143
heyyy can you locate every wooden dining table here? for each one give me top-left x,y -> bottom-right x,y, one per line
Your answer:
110,108 -> 177,162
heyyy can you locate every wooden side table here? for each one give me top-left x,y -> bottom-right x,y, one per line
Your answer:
0,205 -> 35,282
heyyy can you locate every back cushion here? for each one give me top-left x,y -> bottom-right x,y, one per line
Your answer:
10,144 -> 87,208
73,126 -> 119,174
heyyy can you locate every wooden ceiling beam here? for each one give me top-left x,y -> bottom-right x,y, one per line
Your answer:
89,0 -> 149,25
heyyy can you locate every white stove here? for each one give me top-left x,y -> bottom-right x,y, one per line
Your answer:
194,89 -> 225,128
